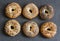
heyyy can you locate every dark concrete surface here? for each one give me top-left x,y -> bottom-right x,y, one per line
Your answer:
0,0 -> 60,41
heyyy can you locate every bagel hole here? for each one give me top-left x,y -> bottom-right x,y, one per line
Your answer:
12,9 -> 15,11
11,26 -> 14,29
30,27 -> 32,31
45,10 -> 48,14
47,28 -> 51,31
29,10 -> 32,13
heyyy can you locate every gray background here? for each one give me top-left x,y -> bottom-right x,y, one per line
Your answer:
0,0 -> 60,41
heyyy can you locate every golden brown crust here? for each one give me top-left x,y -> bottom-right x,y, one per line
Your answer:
23,3 -> 39,19
40,4 -> 54,19
40,22 -> 57,38
5,2 -> 22,18
23,21 -> 39,37
5,19 -> 21,36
